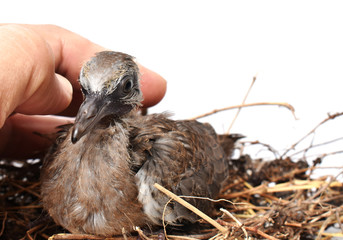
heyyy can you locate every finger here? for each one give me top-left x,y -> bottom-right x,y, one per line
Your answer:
139,64 -> 167,107
25,25 -> 167,109
0,114 -> 74,158
0,25 -> 73,127
25,24 -> 105,88
15,74 -> 73,114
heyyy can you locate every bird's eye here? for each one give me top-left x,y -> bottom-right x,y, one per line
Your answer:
122,77 -> 134,93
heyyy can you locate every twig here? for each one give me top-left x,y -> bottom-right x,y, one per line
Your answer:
335,209 -> 343,233
48,233 -> 105,239
190,102 -> 296,120
0,211 -> 7,237
9,181 -> 41,198
166,234 -> 213,240
161,196 -> 234,240
319,150 -> 343,159
220,208 -> 249,239
221,184 -> 267,199
122,227 -> 128,240
289,137 -> 343,158
242,140 -> 281,159
315,213 -> 335,240
154,183 -> 228,234
321,232 -> 343,237
306,176 -> 336,201
226,75 -> 257,134
282,112 -> 343,157
26,224 -> 45,240
135,226 -> 152,240
161,197 -> 173,240
245,226 -> 279,240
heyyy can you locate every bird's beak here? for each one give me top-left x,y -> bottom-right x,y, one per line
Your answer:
71,95 -> 109,143
71,95 -> 129,143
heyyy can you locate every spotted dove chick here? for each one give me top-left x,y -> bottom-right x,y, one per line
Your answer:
41,51 -> 235,237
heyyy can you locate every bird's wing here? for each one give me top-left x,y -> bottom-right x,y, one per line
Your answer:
128,113 -> 228,224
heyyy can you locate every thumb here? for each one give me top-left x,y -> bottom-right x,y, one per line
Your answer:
0,25 -> 73,127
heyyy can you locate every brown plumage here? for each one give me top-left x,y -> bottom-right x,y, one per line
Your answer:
41,51 -> 237,236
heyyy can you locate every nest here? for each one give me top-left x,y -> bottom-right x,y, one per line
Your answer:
1,111 -> 343,240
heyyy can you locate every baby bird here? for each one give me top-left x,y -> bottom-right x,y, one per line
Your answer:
41,51 -> 232,237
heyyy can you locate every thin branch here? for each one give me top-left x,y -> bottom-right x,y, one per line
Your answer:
335,209 -> 343,233
289,136 -> 343,158
26,224 -> 45,240
154,183 -> 228,234
190,102 -> 296,120
315,213 -> 335,240
10,182 -> 41,198
48,233 -> 105,239
226,75 -> 257,134
135,226 -> 153,240
245,226 -> 279,240
220,208 -> 250,240
242,140 -> 281,159
282,112 -> 343,157
0,212 -> 7,237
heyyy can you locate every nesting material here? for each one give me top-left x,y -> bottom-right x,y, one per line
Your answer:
0,112 -> 342,240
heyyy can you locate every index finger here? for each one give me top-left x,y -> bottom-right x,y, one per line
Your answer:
27,24 -> 167,109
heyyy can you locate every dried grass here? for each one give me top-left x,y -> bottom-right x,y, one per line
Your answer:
1,111 -> 343,240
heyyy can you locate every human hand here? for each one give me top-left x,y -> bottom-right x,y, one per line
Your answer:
0,24 -> 166,158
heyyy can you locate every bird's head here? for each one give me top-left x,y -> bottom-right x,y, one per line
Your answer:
71,51 -> 143,143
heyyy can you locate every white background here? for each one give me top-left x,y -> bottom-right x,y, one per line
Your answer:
1,1 -> 343,177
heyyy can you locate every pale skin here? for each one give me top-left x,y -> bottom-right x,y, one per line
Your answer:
0,24 -> 167,158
